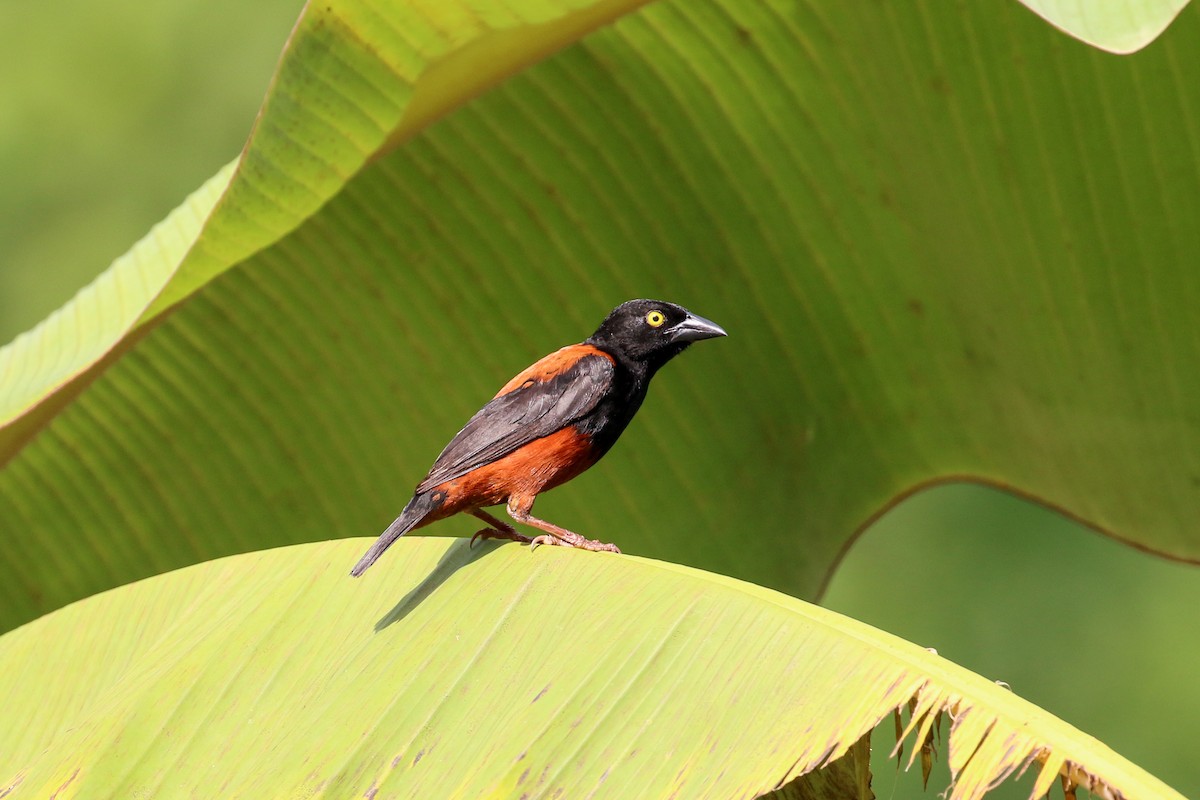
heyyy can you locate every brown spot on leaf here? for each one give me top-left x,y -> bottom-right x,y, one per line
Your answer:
48,769 -> 79,800
0,772 -> 26,798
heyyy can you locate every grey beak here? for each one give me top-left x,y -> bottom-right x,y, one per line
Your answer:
670,312 -> 728,343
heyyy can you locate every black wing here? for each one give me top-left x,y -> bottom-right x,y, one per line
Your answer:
415,353 -> 614,493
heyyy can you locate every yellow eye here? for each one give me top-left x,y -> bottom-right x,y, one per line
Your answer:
646,310 -> 666,328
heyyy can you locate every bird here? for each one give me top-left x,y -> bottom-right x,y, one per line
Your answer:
350,298 -> 727,576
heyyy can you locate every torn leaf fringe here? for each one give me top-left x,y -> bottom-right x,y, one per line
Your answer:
882,680 -> 1127,800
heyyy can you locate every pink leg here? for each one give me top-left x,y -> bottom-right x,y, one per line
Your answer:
506,498 -> 620,554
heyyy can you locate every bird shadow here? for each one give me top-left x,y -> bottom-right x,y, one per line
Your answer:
374,537 -> 505,632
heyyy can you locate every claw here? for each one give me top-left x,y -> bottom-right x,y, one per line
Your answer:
528,534 -> 620,553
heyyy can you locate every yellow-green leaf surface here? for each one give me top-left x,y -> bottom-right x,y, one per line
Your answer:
0,538 -> 1181,799
1017,0 -> 1189,52
5,0 -> 1200,635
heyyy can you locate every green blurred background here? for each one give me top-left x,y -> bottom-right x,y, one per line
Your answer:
2,1 -> 1197,797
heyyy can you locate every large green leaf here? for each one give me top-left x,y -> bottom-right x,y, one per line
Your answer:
0,538 -> 1181,799
4,0 -> 1200,635
0,0 -> 650,448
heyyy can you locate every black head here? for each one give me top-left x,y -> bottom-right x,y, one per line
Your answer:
586,299 -> 727,374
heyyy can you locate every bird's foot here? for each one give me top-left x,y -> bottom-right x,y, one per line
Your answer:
529,533 -> 621,554
470,527 -> 534,547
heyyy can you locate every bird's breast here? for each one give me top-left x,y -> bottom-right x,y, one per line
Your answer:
575,374 -> 647,458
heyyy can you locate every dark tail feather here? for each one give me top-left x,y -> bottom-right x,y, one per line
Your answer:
350,492 -> 441,576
